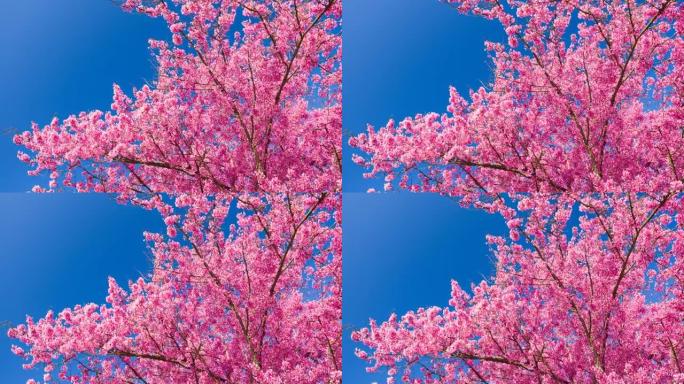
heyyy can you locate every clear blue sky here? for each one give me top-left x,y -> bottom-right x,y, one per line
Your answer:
343,0 -> 507,382
0,1 -> 167,381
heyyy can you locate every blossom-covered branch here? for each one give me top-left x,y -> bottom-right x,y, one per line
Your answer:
11,193 -> 341,383
17,0 -> 341,197
9,1 -> 341,383
350,0 -> 684,382
351,0 -> 683,196
353,193 -> 684,383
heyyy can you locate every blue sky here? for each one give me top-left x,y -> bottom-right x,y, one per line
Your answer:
343,0 -> 507,382
0,1 -> 167,381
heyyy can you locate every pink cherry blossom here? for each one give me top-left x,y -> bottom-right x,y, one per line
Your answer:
16,0 -> 341,198
353,192 -> 684,383
351,0 -> 683,197
351,0 -> 684,382
9,1 -> 341,383
11,193 -> 341,383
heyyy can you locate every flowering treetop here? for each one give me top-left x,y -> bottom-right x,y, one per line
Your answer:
11,193 -> 341,384
8,1 -> 341,383
351,0 -> 683,196
16,0 -> 341,200
350,0 -> 684,382
353,192 -> 684,383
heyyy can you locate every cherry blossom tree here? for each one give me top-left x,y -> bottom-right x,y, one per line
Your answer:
9,0 -> 341,383
353,192 -> 684,383
16,0 -> 341,196
350,0 -> 684,382
351,0 -> 682,196
11,193 -> 341,384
